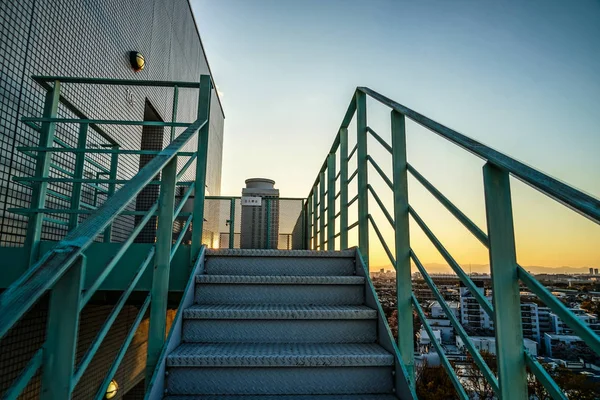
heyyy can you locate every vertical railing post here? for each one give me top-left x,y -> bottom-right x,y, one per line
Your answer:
327,153 -> 336,250
266,198 -> 272,249
170,85 -> 179,142
146,157 -> 177,383
68,123 -> 88,230
339,127 -> 349,249
40,255 -> 85,400
229,198 -> 235,249
391,110 -> 414,384
24,81 -> 61,266
103,147 -> 119,242
356,90 -> 369,266
312,189 -> 318,250
483,162 -> 527,400
319,172 -> 326,250
305,197 -> 312,249
190,75 -> 212,263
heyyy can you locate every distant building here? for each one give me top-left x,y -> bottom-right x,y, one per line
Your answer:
544,333 -> 584,358
240,178 -> 279,249
419,327 -> 442,346
550,308 -> 600,335
456,336 -> 538,357
425,318 -> 454,343
431,301 -> 459,319
590,267 -> 594,275
595,268 -> 599,275
459,282 -> 493,330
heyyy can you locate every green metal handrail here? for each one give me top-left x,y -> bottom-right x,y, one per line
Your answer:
306,86 -> 600,399
0,75 -> 213,399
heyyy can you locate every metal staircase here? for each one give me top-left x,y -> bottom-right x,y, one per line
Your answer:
152,249 -> 413,399
0,75 -> 598,399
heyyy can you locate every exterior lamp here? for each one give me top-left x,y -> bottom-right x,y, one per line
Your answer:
105,379 -> 119,399
129,51 -> 145,72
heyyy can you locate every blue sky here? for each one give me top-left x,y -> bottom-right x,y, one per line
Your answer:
191,0 -> 599,268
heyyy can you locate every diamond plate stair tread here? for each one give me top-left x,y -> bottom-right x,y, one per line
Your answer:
164,395 -> 398,399
196,275 -> 364,285
167,343 -> 394,367
183,304 -> 377,320
206,249 -> 356,257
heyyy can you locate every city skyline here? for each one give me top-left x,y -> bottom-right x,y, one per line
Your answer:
192,0 -> 599,269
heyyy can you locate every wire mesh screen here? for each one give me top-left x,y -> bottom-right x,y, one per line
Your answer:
202,197 -> 306,250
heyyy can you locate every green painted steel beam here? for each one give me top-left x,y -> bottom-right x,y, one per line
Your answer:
171,215 -> 193,261
146,156 -> 177,381
4,348 -> 43,400
359,86 -> 600,224
95,295 -> 150,400
356,89 -> 369,266
409,205 -> 494,316
367,184 -> 394,228
411,250 -> 500,395
367,156 -> 393,190
24,81 -> 61,267
17,146 -> 195,156
103,148 -> 119,242
518,266 -> 600,355
367,126 -> 392,154
174,183 -> 196,219
22,117 -> 192,127
73,248 -> 153,386
229,199 -> 235,249
0,116 -> 206,341
327,153 -> 336,250
483,162 -> 527,399
391,110 -> 414,384
412,295 -> 469,400
170,85 -> 179,142
319,172 -> 326,250
68,123 -> 88,230
348,143 -> 358,161
190,75 -> 212,264
407,163 -> 488,246
525,352 -> 568,400
312,189 -> 318,249
348,194 -> 359,207
33,75 -> 205,88
81,204 -> 158,307
368,215 -> 395,267
40,255 -> 85,400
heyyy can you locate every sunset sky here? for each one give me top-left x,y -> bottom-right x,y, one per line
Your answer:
191,0 -> 600,271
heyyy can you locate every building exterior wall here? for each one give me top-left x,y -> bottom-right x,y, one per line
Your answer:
0,0 -> 223,397
0,0 -> 225,246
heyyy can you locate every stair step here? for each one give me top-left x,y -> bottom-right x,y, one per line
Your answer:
182,304 -> 376,343
167,343 -> 393,367
164,395 -> 399,399
205,249 -> 356,277
195,275 -> 365,305
196,275 -> 364,284
183,304 -> 377,319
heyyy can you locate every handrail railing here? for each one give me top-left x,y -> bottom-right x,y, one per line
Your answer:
306,86 -> 600,399
0,75 -> 213,399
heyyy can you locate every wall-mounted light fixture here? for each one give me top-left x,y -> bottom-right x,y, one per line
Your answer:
105,379 -> 119,399
129,51 -> 145,72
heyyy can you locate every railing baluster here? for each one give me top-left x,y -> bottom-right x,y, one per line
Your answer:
391,110 -> 414,383
68,123 -> 88,230
146,157 -> 177,382
103,147 -> 119,242
190,74 -> 212,263
312,189 -> 318,249
327,153 -> 336,250
24,80 -> 61,266
483,162 -> 527,399
339,128 -> 349,248
170,85 -> 179,142
306,195 -> 313,249
40,255 -> 85,400
229,198 -> 235,248
319,172 -> 326,250
356,90 -> 369,266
